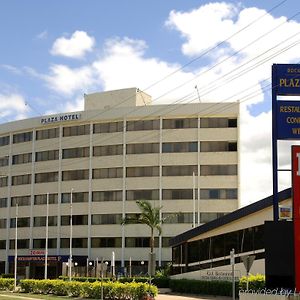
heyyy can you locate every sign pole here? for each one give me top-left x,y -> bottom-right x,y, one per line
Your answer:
230,249 -> 235,300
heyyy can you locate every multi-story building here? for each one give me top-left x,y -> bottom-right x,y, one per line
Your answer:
0,88 -> 239,278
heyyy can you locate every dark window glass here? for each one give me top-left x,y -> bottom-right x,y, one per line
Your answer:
0,176 -> 8,187
93,122 -> 123,134
63,147 -> 89,159
63,125 -> 90,137
12,174 -> 31,186
0,198 -> 7,208
93,168 -> 123,179
0,240 -> 6,249
0,219 -> 7,228
60,238 -> 88,248
200,189 -> 238,200
126,120 -> 159,131
34,216 -> 57,227
36,128 -> 59,140
12,153 -> 32,165
200,212 -> 225,223
34,194 -> 58,205
61,215 -> 88,226
126,166 -> 159,177
33,238 -> 57,248
126,190 -> 159,201
92,214 -> 122,225
162,189 -> 193,200
200,118 -> 237,128
11,196 -> 31,207
163,213 -> 193,224
10,217 -> 30,228
0,136 -> 10,146
93,145 -> 123,156
162,165 -> 197,176
126,143 -> 159,154
162,142 -> 198,153
92,191 -> 122,202
163,118 -> 197,129
36,150 -> 59,162
91,237 -> 122,248
35,172 -> 58,183
62,170 -> 89,181
61,192 -> 88,203
126,237 -> 159,248
10,239 -> 29,249
13,132 -> 32,143
0,156 -> 9,167
201,165 -> 237,176
200,141 -> 237,152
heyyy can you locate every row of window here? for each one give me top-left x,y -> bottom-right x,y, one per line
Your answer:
0,118 -> 237,146
2,211 -> 227,229
1,141 -> 237,166
1,189 -> 238,208
0,237 -> 172,250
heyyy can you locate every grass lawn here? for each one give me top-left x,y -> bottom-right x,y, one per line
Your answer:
0,291 -> 86,300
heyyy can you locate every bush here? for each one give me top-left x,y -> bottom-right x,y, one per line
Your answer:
0,278 -> 14,291
1,274 -> 14,278
170,279 -> 238,297
239,274 -> 265,291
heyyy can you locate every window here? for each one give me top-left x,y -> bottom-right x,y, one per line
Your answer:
60,238 -> 88,248
12,174 -> 31,186
12,153 -> 32,165
162,142 -> 198,153
126,120 -> 160,131
200,165 -> 237,175
126,190 -> 159,201
93,145 -> 123,156
91,237 -> 122,248
200,189 -> 238,199
126,237 -> 159,248
93,168 -> 123,179
62,170 -> 89,181
200,212 -> 226,223
34,216 -> 57,227
162,189 -> 193,200
163,118 -> 197,129
63,147 -> 89,159
0,198 -> 7,208
13,131 -> 32,143
63,125 -> 90,137
92,191 -> 122,202
36,128 -> 59,140
163,213 -> 193,224
0,176 -> 8,187
33,238 -> 57,248
162,165 -> 197,176
93,122 -> 123,134
35,172 -> 58,183
10,217 -> 30,228
36,150 -> 59,162
92,214 -> 122,225
0,156 -> 9,167
11,196 -> 31,207
61,215 -> 88,226
34,194 -> 58,205
200,141 -> 237,152
126,166 -> 159,177
200,118 -> 237,128
10,239 -> 29,249
0,219 -> 6,228
61,192 -> 88,203
126,143 -> 159,154
0,136 -> 9,147
0,240 -> 6,249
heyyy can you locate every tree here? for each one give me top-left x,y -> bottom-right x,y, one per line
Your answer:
122,200 -> 163,275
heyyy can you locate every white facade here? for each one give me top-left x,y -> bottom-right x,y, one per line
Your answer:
0,88 -> 239,276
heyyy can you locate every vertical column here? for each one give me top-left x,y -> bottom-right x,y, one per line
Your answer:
5,133 -> 13,273
121,118 -> 126,268
88,123 -> 93,259
158,117 -> 163,267
29,129 -> 36,250
197,116 -> 200,225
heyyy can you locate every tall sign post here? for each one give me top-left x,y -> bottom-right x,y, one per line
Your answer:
272,64 -> 300,221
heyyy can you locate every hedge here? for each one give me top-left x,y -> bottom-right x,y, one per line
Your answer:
239,274 -> 265,291
0,278 -> 14,291
169,279 -> 239,297
18,279 -> 158,299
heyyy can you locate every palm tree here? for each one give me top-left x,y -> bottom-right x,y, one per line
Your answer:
122,200 -> 163,275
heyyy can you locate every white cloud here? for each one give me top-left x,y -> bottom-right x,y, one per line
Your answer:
36,30 -> 48,40
51,31 -> 95,59
44,64 -> 96,96
0,93 -> 29,121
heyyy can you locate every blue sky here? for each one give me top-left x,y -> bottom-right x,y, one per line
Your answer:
0,0 -> 299,205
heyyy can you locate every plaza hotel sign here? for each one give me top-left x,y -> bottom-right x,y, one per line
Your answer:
40,113 -> 81,125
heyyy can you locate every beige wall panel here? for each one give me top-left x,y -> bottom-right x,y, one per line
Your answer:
35,161 -> 60,173
92,157 -> 123,168
10,186 -> 31,197
162,224 -> 193,235
0,145 -> 10,156
60,225 -> 88,238
123,224 -> 150,236
61,159 -> 89,170
35,138 -> 60,151
126,132 -> 160,144
198,200 -> 238,212
0,188 -> 8,197
93,133 -> 123,146
34,183 -> 59,194
0,166 -> 9,175
162,129 -> 198,142
11,142 -> 32,154
199,152 -> 237,164
91,202 -> 123,214
92,179 -> 123,190
61,181 -> 89,192
61,135 -> 90,148
90,248 -> 123,261
10,164 -> 32,175
162,177 -> 197,188
32,206 -> 59,216
125,154 -> 160,166
199,128 -> 237,141
90,225 -> 122,237
60,204 -> 89,215
161,153 -> 197,165
125,177 -> 160,189
9,206 -> 31,218
198,176 -> 238,188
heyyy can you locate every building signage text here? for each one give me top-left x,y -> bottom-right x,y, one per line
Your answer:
275,64 -> 300,96
199,269 -> 240,281
40,113 -> 81,125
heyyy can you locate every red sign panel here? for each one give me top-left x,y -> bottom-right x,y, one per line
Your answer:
292,146 -> 300,291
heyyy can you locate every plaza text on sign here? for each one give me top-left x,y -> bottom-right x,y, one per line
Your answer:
275,65 -> 300,96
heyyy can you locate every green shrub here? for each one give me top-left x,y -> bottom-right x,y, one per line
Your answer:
239,274 -> 265,291
1,274 -> 14,278
170,279 -> 238,297
0,278 -> 14,291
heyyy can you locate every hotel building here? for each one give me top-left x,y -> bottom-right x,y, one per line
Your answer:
0,88 -> 239,278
